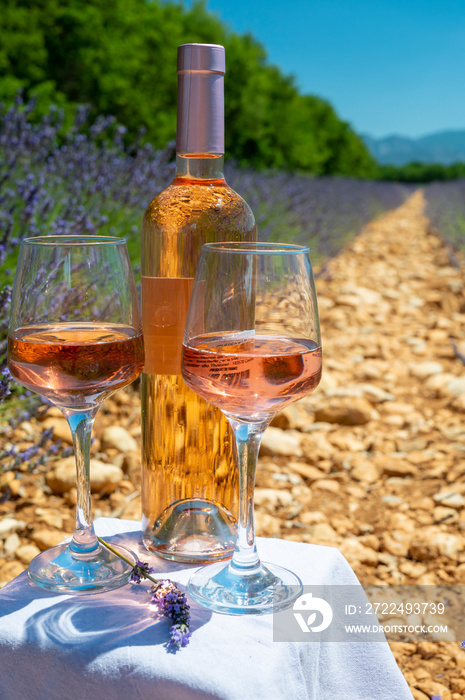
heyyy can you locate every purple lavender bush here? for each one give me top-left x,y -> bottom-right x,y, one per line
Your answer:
228,166 -> 412,261
0,95 -> 174,486
0,95 -> 174,392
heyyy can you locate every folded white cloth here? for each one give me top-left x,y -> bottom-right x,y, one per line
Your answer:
0,518 -> 413,700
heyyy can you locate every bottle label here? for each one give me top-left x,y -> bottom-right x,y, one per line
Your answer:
142,276 -> 194,375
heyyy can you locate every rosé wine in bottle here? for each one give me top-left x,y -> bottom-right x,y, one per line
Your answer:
140,44 -> 256,562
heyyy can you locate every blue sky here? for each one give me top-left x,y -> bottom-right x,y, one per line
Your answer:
191,0 -> 464,140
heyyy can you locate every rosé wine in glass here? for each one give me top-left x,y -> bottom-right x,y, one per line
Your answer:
9,323 -> 143,408
182,333 -> 321,421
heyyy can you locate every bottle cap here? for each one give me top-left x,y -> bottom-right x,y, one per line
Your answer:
176,43 -> 225,155
177,43 -> 225,75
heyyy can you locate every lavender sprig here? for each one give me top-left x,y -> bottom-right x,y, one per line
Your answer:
130,560 -> 154,584
97,537 -> 191,648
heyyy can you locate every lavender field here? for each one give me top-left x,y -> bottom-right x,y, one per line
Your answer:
0,96 -> 459,471
0,97 -> 413,277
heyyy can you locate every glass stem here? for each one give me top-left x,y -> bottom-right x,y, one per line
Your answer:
227,418 -> 268,574
62,408 -> 99,554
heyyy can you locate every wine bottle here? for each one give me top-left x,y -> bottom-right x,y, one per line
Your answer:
141,43 -> 257,562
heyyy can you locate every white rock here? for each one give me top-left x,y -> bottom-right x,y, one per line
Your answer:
381,495 -> 403,505
447,376 -> 465,397
86,459 -> 126,494
260,427 -> 303,457
433,491 -> 465,510
254,489 -> 295,509
270,403 -> 311,431
324,383 -> 393,404
314,398 -> 374,425
30,529 -> 64,551
101,426 -> 139,453
302,422 -> 332,433
408,361 -> 443,379
432,506 -> 459,524
301,432 -> 335,459
350,460 -> 380,484
41,416 -> 73,444
46,456 -> 124,494
316,296 -> 334,310
424,372 -> 456,396
312,479 -> 340,493
428,531 -> 463,560
16,544 -> 41,564
338,283 -> 383,305
18,421 -> 36,439
399,561 -> 427,579
0,518 -> 26,537
339,538 -> 378,566
254,512 -> 281,537
360,384 -> 394,403
305,523 -> 339,543
317,371 -> 339,392
3,532 -> 21,555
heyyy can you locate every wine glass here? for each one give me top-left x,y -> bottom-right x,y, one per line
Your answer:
181,242 -> 322,614
8,236 -> 144,594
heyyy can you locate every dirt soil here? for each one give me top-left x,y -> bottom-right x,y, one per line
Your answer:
1,190 -> 465,699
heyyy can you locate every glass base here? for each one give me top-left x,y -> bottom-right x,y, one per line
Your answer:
188,560 -> 303,615
143,498 -> 237,564
28,542 -> 136,595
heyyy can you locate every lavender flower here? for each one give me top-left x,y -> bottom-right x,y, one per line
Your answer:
0,421 -> 59,476
169,623 -> 192,648
0,367 -> 11,401
151,579 -> 191,647
130,560 -> 154,584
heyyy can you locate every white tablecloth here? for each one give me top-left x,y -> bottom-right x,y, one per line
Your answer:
0,518 -> 413,700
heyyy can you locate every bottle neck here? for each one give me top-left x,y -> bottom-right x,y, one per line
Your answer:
175,154 -> 225,181
176,60 -> 224,155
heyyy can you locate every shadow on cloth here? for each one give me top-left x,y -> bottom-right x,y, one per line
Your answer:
0,529 -> 211,661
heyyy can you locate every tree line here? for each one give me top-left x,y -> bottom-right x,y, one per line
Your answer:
378,162 -> 465,183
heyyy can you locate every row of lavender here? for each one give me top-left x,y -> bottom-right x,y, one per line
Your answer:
424,180 -> 465,252
0,97 -> 414,483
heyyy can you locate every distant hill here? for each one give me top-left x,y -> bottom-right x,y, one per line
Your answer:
363,130 -> 465,165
